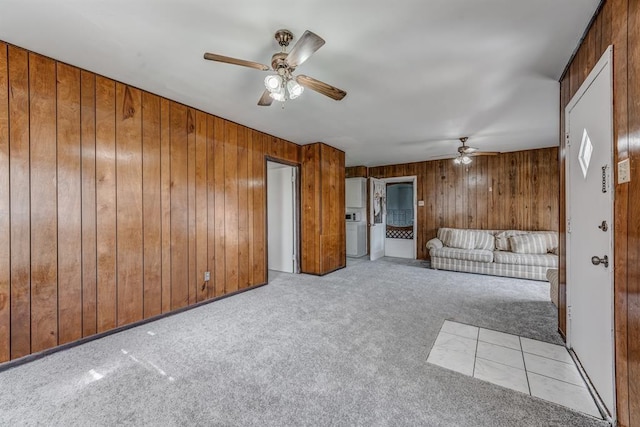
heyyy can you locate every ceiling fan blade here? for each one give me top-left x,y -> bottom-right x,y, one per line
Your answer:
286,31 -> 325,68
203,53 -> 270,71
427,154 -> 458,160
258,90 -> 273,106
471,151 -> 500,156
296,75 -> 346,101
461,146 -> 478,154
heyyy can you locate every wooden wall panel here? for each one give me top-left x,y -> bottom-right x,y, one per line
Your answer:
29,53 -> 58,353
345,166 -> 368,178
56,62 -> 83,345
611,0 -> 629,423
626,0 -> 639,423
195,111 -> 208,302
159,98 -> 171,313
115,84 -> 143,326
213,117 -> 226,297
301,144 -> 320,274
368,148 -> 559,258
224,122 -> 239,293
301,143 -> 346,275
237,127 -> 250,290
142,92 -> 162,318
252,133 -> 266,284
95,76 -> 117,333
169,103 -> 189,309
206,115 -> 216,298
80,70 -> 97,337
187,109 -> 196,305
0,43 -> 9,362
0,41 -> 318,362
8,46 -> 30,359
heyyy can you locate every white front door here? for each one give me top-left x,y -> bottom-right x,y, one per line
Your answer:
566,46 -> 614,415
369,178 -> 386,261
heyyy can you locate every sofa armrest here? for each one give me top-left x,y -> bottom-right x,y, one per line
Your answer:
426,238 -> 443,251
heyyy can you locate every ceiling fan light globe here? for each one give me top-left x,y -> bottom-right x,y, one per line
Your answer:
453,157 -> 461,165
287,80 -> 304,99
264,75 -> 282,93
269,86 -> 286,102
461,155 -> 472,165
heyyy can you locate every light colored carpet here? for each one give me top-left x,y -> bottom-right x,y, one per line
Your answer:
0,258 -> 606,426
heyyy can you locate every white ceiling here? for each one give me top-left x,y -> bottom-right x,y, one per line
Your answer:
0,0 -> 599,167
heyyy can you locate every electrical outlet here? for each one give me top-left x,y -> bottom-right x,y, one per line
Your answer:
204,271 -> 211,282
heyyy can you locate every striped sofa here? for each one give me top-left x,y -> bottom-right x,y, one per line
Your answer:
426,228 -> 559,281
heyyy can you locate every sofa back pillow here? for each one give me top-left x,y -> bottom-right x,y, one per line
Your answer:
495,230 -> 525,251
474,232 -> 495,250
447,229 -> 476,250
509,234 -> 549,254
437,228 -> 454,246
538,232 -> 559,254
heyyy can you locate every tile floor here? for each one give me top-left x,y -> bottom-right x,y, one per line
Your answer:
427,320 -> 601,418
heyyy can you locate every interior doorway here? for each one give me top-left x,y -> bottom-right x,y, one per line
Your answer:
369,176 -> 418,261
384,177 -> 417,259
267,160 -> 299,274
565,46 -> 614,419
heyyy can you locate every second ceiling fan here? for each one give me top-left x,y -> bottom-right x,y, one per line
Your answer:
453,137 -> 499,164
204,29 -> 347,106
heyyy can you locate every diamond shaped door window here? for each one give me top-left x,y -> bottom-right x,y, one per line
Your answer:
578,129 -> 593,179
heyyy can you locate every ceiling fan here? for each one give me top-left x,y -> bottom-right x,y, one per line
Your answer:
452,137 -> 499,164
203,29 -> 347,106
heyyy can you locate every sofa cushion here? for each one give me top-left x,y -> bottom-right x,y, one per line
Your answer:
538,232 -> 559,254
446,229 -> 476,250
495,230 -> 526,251
474,232 -> 495,250
431,247 -> 494,263
494,251 -> 558,268
509,234 -> 549,254
437,228 -> 454,245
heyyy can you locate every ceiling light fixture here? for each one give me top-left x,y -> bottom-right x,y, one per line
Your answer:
453,154 -> 473,165
264,73 -> 304,102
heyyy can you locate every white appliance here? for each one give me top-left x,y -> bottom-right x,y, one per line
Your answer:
346,222 -> 367,257
345,212 -> 361,222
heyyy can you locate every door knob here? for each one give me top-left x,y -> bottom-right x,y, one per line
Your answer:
598,220 -> 608,232
591,255 -> 609,268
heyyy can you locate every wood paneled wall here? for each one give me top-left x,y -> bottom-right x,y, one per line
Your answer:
0,42 -> 301,362
301,143 -> 346,275
559,0 -> 638,424
345,166 -> 368,178
367,148 -> 559,260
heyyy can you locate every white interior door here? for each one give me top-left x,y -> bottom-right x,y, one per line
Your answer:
267,162 -> 295,273
566,46 -> 614,415
369,178 -> 386,261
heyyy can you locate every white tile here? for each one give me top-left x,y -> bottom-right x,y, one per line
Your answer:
473,358 -> 529,394
441,321 -> 479,340
523,352 -> 585,387
520,337 -> 573,364
427,346 -> 475,376
478,328 -> 521,350
433,331 -> 477,355
528,372 -> 601,418
476,341 -> 525,370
